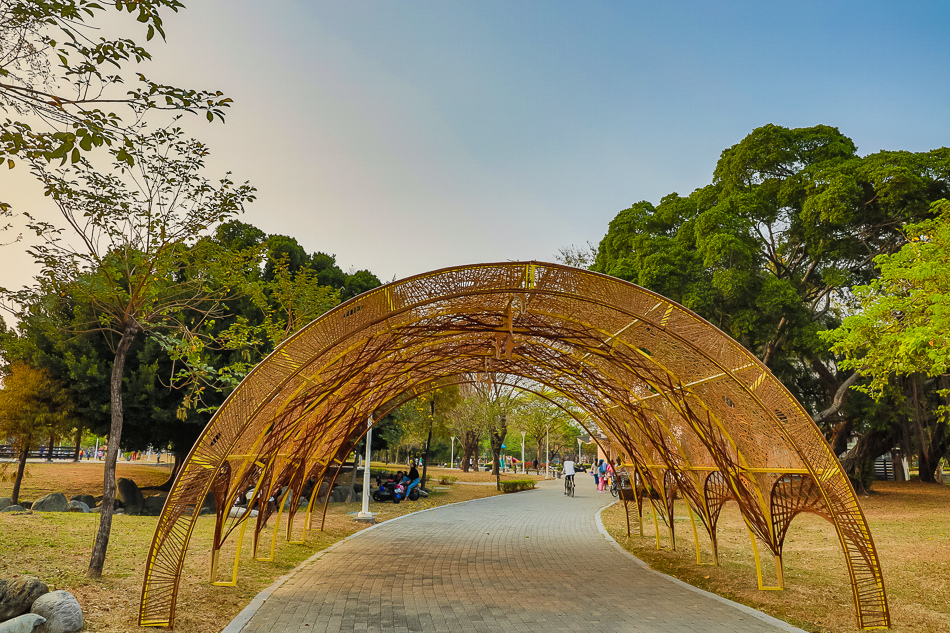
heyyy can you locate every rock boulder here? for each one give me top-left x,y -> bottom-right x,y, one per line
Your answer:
116,478 -> 144,516
30,495 -> 67,513
69,495 -> 95,509
0,498 -> 11,511
0,506 -> 25,513
65,501 -> 89,513
0,576 -> 49,621
30,590 -> 83,633
141,495 -> 167,516
0,613 -> 46,633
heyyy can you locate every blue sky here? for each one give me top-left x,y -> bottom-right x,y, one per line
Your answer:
4,1 -> 950,286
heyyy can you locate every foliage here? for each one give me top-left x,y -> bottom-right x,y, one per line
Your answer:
823,200 -> 950,402
507,389 -> 583,462
0,1 -> 231,171
498,479 -> 536,493
0,362 -> 75,502
822,199 -> 950,481
591,124 -> 950,477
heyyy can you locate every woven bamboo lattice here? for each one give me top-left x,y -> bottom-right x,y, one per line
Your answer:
139,261 -> 889,629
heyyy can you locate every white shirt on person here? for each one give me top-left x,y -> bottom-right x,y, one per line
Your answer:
563,460 -> 576,476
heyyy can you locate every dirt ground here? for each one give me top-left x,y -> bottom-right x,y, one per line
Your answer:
0,463 -> 525,633
601,480 -> 950,633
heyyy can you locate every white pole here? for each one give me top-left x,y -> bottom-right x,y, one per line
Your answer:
357,417 -> 374,521
521,431 -> 526,474
578,438 -> 582,463
450,436 -> 455,469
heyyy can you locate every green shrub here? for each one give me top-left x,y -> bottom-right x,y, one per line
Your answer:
439,475 -> 457,485
499,479 -> 536,493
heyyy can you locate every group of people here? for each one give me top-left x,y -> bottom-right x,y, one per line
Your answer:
592,458 -> 615,493
561,456 -> 617,493
378,462 -> 421,500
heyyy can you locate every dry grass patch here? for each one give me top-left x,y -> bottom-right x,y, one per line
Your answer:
0,461 -> 174,502
602,481 -> 950,632
0,464 -> 503,633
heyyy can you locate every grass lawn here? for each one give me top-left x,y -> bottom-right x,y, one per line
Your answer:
0,462 -> 526,633
601,480 -> 950,632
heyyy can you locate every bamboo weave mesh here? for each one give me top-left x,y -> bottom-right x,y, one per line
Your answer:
139,261 -> 888,629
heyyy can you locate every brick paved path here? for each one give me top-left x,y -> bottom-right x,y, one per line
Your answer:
230,479 -> 804,633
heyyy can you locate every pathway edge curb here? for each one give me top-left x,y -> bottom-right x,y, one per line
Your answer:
594,502 -> 808,633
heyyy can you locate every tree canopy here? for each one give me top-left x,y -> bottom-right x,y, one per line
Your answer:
592,124 -> 950,482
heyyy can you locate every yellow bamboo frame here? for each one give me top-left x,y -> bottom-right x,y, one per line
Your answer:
138,261 -> 889,629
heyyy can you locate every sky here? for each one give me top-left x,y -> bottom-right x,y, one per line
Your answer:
3,0 -> 950,288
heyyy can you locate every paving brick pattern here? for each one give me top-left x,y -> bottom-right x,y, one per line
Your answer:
237,479 -> 803,632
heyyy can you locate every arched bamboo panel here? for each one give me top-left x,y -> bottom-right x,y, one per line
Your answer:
139,261 -> 888,629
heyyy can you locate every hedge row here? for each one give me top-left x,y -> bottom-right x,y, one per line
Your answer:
499,480 -> 536,493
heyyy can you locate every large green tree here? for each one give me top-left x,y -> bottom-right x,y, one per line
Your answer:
823,199 -> 950,482
593,124 -> 950,459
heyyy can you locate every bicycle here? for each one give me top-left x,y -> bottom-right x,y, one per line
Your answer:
564,474 -> 575,497
610,473 -> 630,498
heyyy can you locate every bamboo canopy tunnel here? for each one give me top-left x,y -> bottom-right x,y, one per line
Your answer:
139,262 -> 889,629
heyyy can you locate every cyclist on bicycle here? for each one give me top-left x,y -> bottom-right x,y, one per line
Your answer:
563,456 -> 576,492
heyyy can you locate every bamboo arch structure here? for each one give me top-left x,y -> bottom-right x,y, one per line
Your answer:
139,261 -> 889,629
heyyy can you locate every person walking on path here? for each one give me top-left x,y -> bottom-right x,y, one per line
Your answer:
597,459 -> 608,492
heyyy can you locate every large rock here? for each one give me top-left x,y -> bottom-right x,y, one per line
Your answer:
141,495 -> 167,516
69,495 -> 95,509
0,613 -> 46,633
30,590 -> 82,633
65,501 -> 89,513
199,492 -> 216,515
0,506 -> 25,513
30,494 -> 67,513
0,577 -> 49,621
0,498 -> 11,511
115,478 -> 144,516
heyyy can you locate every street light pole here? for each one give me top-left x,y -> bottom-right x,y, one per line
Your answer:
577,437 -> 582,464
521,431 -> 526,474
450,436 -> 455,469
356,417 -> 374,523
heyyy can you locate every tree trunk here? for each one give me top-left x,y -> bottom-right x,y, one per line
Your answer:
420,421 -> 433,491
72,426 -> 83,462
11,444 -> 29,506
139,453 -> 183,491
46,432 -> 54,462
489,425 -> 507,489
88,322 -> 139,578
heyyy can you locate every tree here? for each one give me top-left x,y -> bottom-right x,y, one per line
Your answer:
507,390 -> 578,465
592,124 -> 950,449
0,1 -> 231,206
11,126 -> 254,577
0,362 -> 74,504
823,199 -> 950,482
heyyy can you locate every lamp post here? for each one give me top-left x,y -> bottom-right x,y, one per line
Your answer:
577,437 -> 583,464
450,436 -> 456,469
356,417 -> 375,523
521,431 -> 526,474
